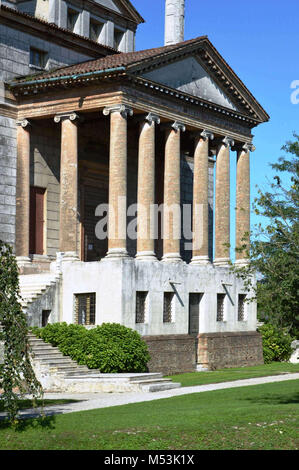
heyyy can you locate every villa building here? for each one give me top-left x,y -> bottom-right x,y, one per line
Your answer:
0,0 -> 268,373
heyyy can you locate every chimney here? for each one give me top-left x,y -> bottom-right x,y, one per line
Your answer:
164,0 -> 185,46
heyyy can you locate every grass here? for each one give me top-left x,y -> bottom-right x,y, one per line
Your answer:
0,399 -> 79,413
167,362 -> 299,387
0,379 -> 298,450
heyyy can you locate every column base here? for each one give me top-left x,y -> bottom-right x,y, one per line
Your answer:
214,257 -> 231,267
162,252 -> 182,263
105,248 -> 129,259
16,256 -> 32,268
234,258 -> 250,267
190,256 -> 211,265
60,251 -> 80,262
135,251 -> 158,261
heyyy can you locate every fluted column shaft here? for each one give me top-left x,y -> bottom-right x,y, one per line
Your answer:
162,122 -> 185,262
191,130 -> 214,264
214,137 -> 234,265
16,119 -> 31,262
103,105 -> 133,258
136,113 -> 160,260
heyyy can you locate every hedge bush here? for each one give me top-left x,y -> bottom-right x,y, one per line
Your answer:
258,323 -> 293,363
31,323 -> 150,373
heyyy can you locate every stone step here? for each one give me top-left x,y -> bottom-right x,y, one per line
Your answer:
131,378 -> 171,385
31,349 -> 62,356
140,381 -> 181,392
19,274 -> 58,284
129,373 -> 163,382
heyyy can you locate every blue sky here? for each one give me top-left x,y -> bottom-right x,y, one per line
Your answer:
133,0 -> 298,254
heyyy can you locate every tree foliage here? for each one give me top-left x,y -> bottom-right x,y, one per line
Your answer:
0,241 -> 43,423
234,133 -> 299,338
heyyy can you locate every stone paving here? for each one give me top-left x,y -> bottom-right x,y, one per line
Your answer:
1,373 -> 298,420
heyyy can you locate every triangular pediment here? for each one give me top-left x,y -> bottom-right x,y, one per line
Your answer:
141,56 -> 240,111
93,0 -> 144,23
94,0 -> 122,13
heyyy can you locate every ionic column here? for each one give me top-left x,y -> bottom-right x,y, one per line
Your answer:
162,121 -> 185,262
103,104 -> 133,258
214,136 -> 234,266
235,143 -> 255,265
191,130 -> 214,265
16,119 -> 31,266
136,113 -> 160,261
54,112 -> 79,260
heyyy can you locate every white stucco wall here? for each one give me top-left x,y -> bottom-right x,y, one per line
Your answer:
59,257 -> 257,336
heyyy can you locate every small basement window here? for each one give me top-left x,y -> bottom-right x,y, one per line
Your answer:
30,48 -> 47,69
135,291 -> 148,324
238,294 -> 247,321
216,294 -> 225,322
74,293 -> 96,326
163,292 -> 174,323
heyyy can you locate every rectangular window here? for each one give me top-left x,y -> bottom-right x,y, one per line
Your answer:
163,292 -> 174,323
90,20 -> 104,42
114,28 -> 124,50
135,291 -> 148,324
67,9 -> 79,32
217,294 -> 225,322
30,48 -> 46,68
74,293 -> 96,326
238,294 -> 246,321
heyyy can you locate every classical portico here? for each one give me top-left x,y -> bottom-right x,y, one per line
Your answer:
14,106 -> 254,269
9,34 -> 268,371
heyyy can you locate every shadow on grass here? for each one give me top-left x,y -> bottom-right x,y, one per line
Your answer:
0,414 -> 56,431
243,392 -> 299,406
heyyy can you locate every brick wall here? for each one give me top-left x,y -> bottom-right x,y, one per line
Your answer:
143,334 -> 197,375
197,331 -> 264,370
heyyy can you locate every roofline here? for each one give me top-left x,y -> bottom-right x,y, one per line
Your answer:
9,34 -> 269,124
119,0 -> 145,24
0,4 -> 119,57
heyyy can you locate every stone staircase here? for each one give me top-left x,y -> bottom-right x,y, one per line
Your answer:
28,333 -> 181,393
19,273 -> 60,310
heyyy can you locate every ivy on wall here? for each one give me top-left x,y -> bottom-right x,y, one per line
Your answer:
0,241 -> 43,423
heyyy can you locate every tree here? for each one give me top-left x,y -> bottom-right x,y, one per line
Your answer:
234,133 -> 299,338
0,241 -> 43,423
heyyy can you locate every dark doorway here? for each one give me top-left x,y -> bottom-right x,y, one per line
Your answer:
30,186 -> 46,255
188,293 -> 202,335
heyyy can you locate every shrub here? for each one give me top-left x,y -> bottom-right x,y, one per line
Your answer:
32,323 -> 150,373
258,323 -> 293,363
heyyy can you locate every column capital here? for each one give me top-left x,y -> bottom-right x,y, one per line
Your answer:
172,121 -> 186,133
135,112 -> 160,125
191,129 -> 214,141
16,118 -> 31,128
200,129 -> 214,141
222,136 -> 235,148
103,104 -> 133,118
54,112 -> 80,123
144,112 -> 160,125
242,142 -> 256,153
161,121 -> 186,133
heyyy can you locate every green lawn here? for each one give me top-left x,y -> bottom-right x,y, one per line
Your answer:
0,399 -> 79,413
0,379 -> 298,450
168,362 -> 299,387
